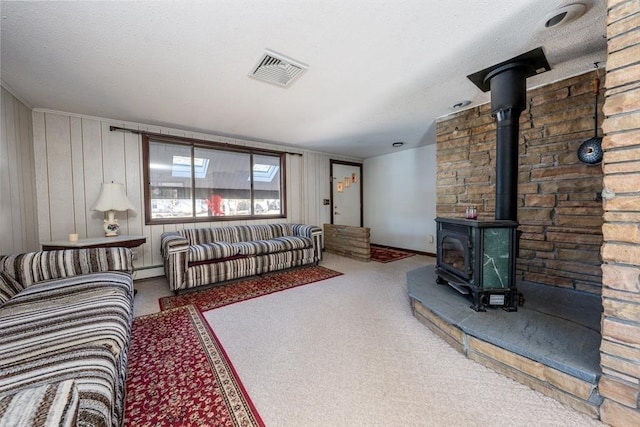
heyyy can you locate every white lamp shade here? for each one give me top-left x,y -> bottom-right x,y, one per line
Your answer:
91,183 -> 136,212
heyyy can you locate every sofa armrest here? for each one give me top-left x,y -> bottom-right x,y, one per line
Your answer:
290,224 -> 323,261
160,232 -> 190,292
0,248 -> 133,288
160,232 -> 190,256
0,380 -> 79,427
311,228 -> 323,261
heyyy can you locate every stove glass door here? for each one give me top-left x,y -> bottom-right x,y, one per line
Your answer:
442,234 -> 470,280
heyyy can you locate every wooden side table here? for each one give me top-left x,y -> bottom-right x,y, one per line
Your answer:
41,235 -> 146,251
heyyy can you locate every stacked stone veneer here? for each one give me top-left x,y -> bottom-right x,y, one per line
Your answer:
436,70 -> 605,295
323,224 -> 371,261
598,1 -> 640,425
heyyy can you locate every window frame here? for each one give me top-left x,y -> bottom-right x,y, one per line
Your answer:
142,134 -> 287,225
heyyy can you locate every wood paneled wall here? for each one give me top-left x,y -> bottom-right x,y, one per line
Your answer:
0,87 -> 38,254
31,109 -> 352,276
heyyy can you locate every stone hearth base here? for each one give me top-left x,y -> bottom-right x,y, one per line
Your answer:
408,265 -> 603,418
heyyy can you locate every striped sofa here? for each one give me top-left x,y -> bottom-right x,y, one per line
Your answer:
0,248 -> 134,427
161,223 -> 322,292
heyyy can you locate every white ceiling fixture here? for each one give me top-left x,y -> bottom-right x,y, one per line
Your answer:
451,100 -> 472,110
541,3 -> 587,28
249,49 -> 308,88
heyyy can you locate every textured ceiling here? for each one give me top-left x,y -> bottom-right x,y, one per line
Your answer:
0,1 -> 607,159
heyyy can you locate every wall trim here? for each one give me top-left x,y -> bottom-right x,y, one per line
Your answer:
133,266 -> 165,280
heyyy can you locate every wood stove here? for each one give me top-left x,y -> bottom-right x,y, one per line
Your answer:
436,217 -> 518,312
433,47 -> 551,312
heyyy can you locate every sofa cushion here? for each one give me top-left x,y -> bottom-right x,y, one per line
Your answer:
0,248 -> 133,288
234,236 -> 313,256
189,242 -> 239,262
0,380 -> 79,427
235,224 -> 291,242
181,227 -> 240,245
0,271 -> 23,305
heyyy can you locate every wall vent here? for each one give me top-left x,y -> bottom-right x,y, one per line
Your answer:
249,49 -> 308,87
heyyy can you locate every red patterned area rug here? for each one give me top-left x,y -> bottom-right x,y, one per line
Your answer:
124,305 -> 264,427
370,245 -> 415,263
160,265 -> 343,312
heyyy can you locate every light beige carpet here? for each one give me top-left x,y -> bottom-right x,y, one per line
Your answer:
200,253 -> 603,427
132,253 -> 603,426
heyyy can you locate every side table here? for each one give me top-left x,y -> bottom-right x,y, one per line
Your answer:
41,235 -> 146,251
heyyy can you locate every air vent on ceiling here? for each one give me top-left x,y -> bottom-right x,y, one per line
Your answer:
249,49 -> 308,87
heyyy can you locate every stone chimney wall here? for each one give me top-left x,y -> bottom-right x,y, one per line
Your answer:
436,70 -> 604,295
598,0 -> 640,425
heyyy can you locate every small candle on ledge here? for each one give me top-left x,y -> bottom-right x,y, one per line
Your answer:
69,233 -> 78,242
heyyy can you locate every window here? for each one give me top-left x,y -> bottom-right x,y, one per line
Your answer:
143,134 -> 285,224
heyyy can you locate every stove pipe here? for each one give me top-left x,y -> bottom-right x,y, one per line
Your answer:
467,47 -> 551,223
485,64 -> 527,221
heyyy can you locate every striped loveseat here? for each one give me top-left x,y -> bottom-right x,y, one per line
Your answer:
0,248 -> 134,427
161,223 -> 322,292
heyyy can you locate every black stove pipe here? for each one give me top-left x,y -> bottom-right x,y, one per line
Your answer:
485,63 -> 528,222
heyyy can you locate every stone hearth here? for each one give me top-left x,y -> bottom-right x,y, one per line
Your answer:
408,265 -> 603,417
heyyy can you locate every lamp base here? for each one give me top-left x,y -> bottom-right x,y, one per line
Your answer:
103,212 -> 120,237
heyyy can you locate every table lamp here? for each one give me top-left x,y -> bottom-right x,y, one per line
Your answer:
91,183 -> 136,237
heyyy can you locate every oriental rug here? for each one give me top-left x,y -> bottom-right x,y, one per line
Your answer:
370,245 -> 415,263
159,265 -> 343,312
124,305 -> 264,427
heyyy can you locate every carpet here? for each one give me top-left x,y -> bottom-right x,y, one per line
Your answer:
201,256 -> 602,427
160,265 -> 343,312
124,305 -> 264,427
370,245 -> 415,263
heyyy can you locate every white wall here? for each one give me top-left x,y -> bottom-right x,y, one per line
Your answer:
0,87 -> 38,254
363,144 -> 437,253
31,109 -> 354,276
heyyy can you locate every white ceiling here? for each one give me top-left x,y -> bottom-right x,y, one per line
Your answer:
0,1 -> 607,159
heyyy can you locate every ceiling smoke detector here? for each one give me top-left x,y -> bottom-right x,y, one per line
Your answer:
249,49 -> 308,87
542,3 -> 586,28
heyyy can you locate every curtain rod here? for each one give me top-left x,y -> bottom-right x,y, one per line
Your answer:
109,125 -> 303,156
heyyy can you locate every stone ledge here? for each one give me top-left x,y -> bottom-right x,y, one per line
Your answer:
408,264 -> 603,418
